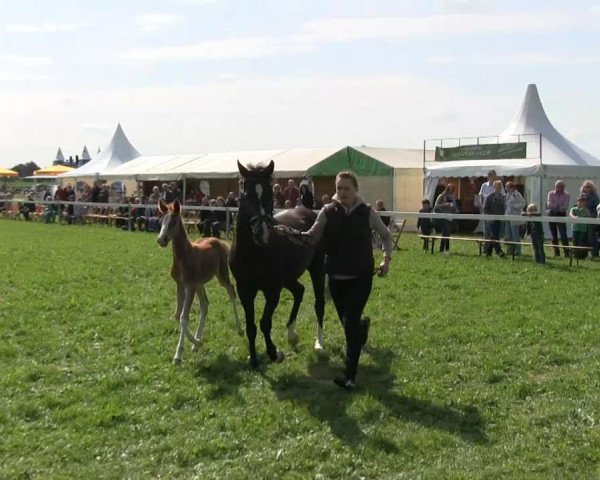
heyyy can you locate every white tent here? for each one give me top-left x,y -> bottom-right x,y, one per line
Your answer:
55,147 -> 65,163
59,124 -> 140,179
81,145 -> 91,161
425,84 -> 600,209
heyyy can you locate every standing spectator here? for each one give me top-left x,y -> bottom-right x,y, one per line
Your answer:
315,194 -> 331,210
433,183 -> 458,255
283,179 -> 300,205
43,196 -> 57,223
570,195 -> 590,259
299,184 -> 315,209
90,180 -> 101,203
374,199 -> 391,227
148,185 -> 161,204
483,180 -> 506,257
580,180 -> 600,257
478,170 -> 505,239
417,199 -> 433,251
546,180 -> 571,257
524,204 -> 545,264
273,184 -> 285,208
504,181 -> 526,256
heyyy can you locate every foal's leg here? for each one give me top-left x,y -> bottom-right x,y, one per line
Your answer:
174,285 -> 199,363
192,285 -> 209,350
261,288 -> 284,362
174,282 -> 185,323
238,284 -> 259,368
284,280 -> 304,350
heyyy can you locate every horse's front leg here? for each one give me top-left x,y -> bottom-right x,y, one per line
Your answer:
238,284 -> 259,368
285,280 -> 304,350
309,253 -> 327,351
174,285 -> 196,364
192,285 -> 209,351
261,288 -> 284,362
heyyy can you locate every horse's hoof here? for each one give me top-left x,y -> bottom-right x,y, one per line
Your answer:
248,356 -> 259,369
314,340 -> 324,352
275,350 -> 285,363
237,328 -> 245,337
173,356 -> 182,365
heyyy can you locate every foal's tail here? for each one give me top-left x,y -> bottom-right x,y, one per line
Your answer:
211,239 -> 236,294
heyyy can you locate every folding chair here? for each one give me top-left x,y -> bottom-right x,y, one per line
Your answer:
389,218 -> 406,251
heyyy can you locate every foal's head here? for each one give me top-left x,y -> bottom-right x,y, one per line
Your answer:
156,199 -> 182,247
238,160 -> 275,246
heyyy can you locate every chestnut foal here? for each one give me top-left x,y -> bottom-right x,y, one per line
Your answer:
157,199 -> 242,363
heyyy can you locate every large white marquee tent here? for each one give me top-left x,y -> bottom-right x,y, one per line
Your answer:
424,84 -> 600,209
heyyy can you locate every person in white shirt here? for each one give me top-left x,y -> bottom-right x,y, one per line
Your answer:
504,181 -> 526,256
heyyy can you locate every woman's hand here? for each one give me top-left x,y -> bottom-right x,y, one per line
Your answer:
273,225 -> 295,236
378,257 -> 391,277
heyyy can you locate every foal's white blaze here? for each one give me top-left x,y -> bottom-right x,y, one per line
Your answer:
157,213 -> 171,246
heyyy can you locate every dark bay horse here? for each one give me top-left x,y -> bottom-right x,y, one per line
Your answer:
230,160 -> 325,368
157,199 -> 242,363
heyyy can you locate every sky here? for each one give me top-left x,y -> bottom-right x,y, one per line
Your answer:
1,0 -> 599,168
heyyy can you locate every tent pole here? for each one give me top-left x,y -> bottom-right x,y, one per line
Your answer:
183,177 -> 187,205
539,133 -> 543,209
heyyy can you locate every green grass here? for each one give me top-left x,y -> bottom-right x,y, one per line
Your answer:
1,221 -> 600,479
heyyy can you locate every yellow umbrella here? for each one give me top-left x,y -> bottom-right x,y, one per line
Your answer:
34,164 -> 75,176
0,167 -> 18,177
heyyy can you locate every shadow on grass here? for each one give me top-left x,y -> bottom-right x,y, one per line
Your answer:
194,354 -> 247,403
267,346 -> 488,450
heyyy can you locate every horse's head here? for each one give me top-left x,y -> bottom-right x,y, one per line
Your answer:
238,160 -> 275,246
156,199 -> 181,247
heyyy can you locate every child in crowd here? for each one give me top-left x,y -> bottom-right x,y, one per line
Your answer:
524,204 -> 545,264
417,199 -> 433,251
570,195 -> 590,259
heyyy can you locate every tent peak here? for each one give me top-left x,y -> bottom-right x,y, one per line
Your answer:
55,147 -> 65,162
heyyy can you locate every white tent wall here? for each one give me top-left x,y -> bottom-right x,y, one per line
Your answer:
357,176 -> 393,211
394,168 -> 423,230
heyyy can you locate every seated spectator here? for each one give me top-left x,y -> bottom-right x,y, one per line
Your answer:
375,199 -> 391,227
72,196 -> 86,224
20,194 -> 36,221
43,196 -> 57,223
128,198 -> 147,231
196,197 -> 212,236
61,193 -> 76,224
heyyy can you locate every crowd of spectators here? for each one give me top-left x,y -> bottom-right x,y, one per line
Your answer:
418,169 -> 600,263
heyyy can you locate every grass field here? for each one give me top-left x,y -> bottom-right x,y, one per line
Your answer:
1,221 -> 600,479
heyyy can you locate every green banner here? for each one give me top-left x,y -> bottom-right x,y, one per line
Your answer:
435,142 -> 527,161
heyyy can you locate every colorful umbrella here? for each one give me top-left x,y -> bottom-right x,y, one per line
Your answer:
0,167 -> 18,177
34,165 -> 75,176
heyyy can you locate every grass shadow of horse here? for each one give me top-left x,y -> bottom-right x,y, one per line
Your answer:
266,347 -> 488,451
194,353 -> 248,403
